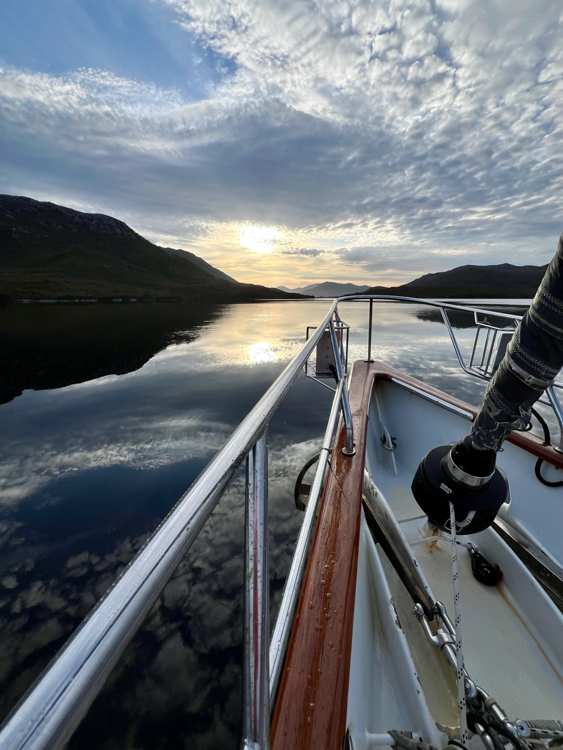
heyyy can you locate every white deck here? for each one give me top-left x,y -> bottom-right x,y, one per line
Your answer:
347,377 -> 563,750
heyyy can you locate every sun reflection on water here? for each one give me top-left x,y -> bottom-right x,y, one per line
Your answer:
247,341 -> 275,364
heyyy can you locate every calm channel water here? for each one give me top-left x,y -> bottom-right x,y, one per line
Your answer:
0,299 -> 528,749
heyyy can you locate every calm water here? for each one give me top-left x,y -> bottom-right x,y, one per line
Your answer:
0,300 -> 528,749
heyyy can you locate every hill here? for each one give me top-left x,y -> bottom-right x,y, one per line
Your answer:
0,195 -> 304,302
162,246 -> 238,283
279,264 -> 545,300
278,281 -> 370,297
365,263 -> 547,299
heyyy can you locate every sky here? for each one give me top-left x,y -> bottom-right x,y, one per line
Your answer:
0,0 -> 562,288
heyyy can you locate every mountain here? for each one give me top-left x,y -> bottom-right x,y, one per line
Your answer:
0,195 -> 305,302
364,263 -> 547,299
279,262 -> 545,300
278,281 -> 371,297
162,247 -> 238,283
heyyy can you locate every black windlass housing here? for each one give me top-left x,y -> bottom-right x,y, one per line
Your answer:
412,437 -> 509,534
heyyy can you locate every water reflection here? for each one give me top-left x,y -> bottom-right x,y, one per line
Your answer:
0,302 -> 226,405
248,342 -> 275,364
0,299 -> 522,749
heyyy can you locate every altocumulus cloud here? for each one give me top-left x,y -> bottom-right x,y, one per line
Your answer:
1,0 -> 562,279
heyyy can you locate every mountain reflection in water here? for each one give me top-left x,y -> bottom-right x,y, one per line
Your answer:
0,301 -> 226,404
0,300 -> 517,749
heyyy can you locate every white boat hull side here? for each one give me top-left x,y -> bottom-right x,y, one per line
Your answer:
347,516 -> 445,750
347,375 -> 563,748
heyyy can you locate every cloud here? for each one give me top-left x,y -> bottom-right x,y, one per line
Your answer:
1,0 -> 562,285
277,246 -> 323,257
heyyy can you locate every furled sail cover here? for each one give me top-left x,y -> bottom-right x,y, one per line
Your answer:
471,233 -> 563,451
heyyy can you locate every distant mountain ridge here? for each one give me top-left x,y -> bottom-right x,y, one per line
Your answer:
0,195 -> 306,302
281,263 -> 546,300
365,262 -> 546,298
278,281 -> 370,297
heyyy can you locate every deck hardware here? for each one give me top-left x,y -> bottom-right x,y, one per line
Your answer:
381,433 -> 397,451
365,299 -> 374,362
522,720 -> 563,740
344,726 -> 355,750
468,546 -> 502,587
493,516 -> 563,608
306,320 -> 349,382
416,595 -> 536,750
328,319 -> 355,456
413,604 -> 455,650
412,438 -> 509,535
514,721 -> 531,738
467,717 -> 495,750
363,473 -> 436,620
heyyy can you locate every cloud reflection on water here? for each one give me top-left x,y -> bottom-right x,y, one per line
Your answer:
0,300 -> 499,749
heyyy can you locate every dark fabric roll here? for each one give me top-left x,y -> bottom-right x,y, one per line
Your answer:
471,233 -> 563,451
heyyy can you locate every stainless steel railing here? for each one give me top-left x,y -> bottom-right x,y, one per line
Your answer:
268,376 -> 345,698
0,299 -> 351,750
3,294 -> 563,750
337,295 -> 563,446
243,432 -> 270,750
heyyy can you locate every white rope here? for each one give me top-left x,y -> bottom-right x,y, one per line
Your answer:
449,501 -> 468,746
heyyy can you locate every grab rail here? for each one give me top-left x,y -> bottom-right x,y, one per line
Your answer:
0,301 -> 346,750
2,294 -> 562,750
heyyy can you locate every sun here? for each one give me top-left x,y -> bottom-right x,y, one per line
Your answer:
238,225 -> 283,254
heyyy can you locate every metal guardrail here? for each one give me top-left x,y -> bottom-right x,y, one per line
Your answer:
2,294 -> 563,750
268,377 -> 345,698
0,298 -> 353,750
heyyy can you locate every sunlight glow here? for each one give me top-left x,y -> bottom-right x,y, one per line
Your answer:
238,225 -> 282,254
248,342 -> 275,364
